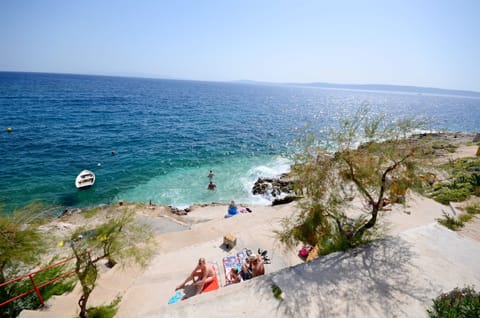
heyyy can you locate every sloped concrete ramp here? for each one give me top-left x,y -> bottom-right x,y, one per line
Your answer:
147,223 -> 480,318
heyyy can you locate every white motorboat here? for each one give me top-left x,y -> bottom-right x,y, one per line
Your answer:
75,170 -> 95,189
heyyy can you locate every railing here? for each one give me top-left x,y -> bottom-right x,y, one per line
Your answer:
0,251 -> 90,308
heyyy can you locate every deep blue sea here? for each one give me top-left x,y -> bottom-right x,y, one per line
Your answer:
0,72 -> 479,214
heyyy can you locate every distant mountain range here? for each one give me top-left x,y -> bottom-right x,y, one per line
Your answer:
235,80 -> 480,98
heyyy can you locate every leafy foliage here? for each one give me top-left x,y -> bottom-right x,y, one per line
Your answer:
86,296 -> 121,318
277,106 -> 427,254
430,186 -> 472,205
458,213 -> 474,223
0,205 -> 47,318
437,212 -> 464,231
437,202 -> 480,231
93,207 -> 155,268
0,206 -> 48,277
68,206 -> 156,318
465,204 -> 480,215
429,158 -> 480,204
427,286 -> 480,318
271,284 -> 284,301
2,258 -> 76,318
71,243 -> 98,318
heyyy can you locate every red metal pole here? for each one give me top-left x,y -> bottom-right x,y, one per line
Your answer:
0,250 -> 94,308
28,274 -> 44,307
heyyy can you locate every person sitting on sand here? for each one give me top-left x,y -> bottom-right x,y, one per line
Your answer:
241,254 -> 264,280
227,200 -> 238,216
208,181 -> 216,190
227,267 -> 241,284
251,255 -> 265,277
176,257 -> 215,295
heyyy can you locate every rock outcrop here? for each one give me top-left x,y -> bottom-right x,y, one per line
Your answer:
252,173 -> 299,205
252,173 -> 294,197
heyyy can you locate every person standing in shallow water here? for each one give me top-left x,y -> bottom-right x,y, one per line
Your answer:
208,181 -> 216,190
207,170 -> 216,190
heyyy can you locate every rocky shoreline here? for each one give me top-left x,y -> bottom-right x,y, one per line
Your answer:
45,131 -> 478,247
250,132 -> 479,204
56,132 -> 479,219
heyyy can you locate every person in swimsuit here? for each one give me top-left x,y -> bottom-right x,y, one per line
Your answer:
176,257 -> 215,295
208,181 -> 217,190
208,170 -> 214,179
227,267 -> 241,284
241,254 -> 264,280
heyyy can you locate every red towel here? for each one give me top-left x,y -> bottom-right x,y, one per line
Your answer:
203,264 -> 220,293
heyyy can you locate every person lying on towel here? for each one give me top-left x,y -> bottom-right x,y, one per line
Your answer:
176,257 -> 214,295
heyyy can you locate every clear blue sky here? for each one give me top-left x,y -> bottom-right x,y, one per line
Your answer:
1,0 -> 479,91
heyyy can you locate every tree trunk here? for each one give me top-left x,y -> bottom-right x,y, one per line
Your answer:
353,205 -> 380,241
78,293 -> 90,318
73,248 -> 97,318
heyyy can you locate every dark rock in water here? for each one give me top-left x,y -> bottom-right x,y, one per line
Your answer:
252,173 -> 295,200
272,196 -> 299,206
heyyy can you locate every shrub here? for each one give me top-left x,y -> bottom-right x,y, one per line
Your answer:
427,286 -> 480,318
437,212 -> 464,231
430,187 -> 471,205
271,284 -> 284,301
86,296 -> 121,318
429,158 -> 480,205
465,204 -> 480,215
319,236 -> 351,256
3,259 -> 76,317
458,213 -> 474,223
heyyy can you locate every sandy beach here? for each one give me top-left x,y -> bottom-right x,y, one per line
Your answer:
18,144 -> 480,318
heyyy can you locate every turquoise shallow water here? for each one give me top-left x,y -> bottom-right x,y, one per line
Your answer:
0,72 -> 479,214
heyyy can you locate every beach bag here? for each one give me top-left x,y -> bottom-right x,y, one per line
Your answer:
299,246 -> 311,257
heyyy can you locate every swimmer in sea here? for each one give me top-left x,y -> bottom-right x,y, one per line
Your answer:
208,181 -> 216,190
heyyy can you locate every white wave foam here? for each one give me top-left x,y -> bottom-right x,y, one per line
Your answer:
116,155 -> 293,208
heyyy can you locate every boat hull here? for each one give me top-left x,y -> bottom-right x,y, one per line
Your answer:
75,170 -> 95,189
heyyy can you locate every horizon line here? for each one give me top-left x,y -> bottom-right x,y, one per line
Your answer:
1,70 -> 480,96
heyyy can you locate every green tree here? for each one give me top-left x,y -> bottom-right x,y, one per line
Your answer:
278,107 -> 427,253
93,208 -> 154,268
70,206 -> 155,318
0,204 -> 46,318
71,243 -> 97,318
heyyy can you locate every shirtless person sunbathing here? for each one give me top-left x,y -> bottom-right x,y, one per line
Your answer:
176,257 -> 214,295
